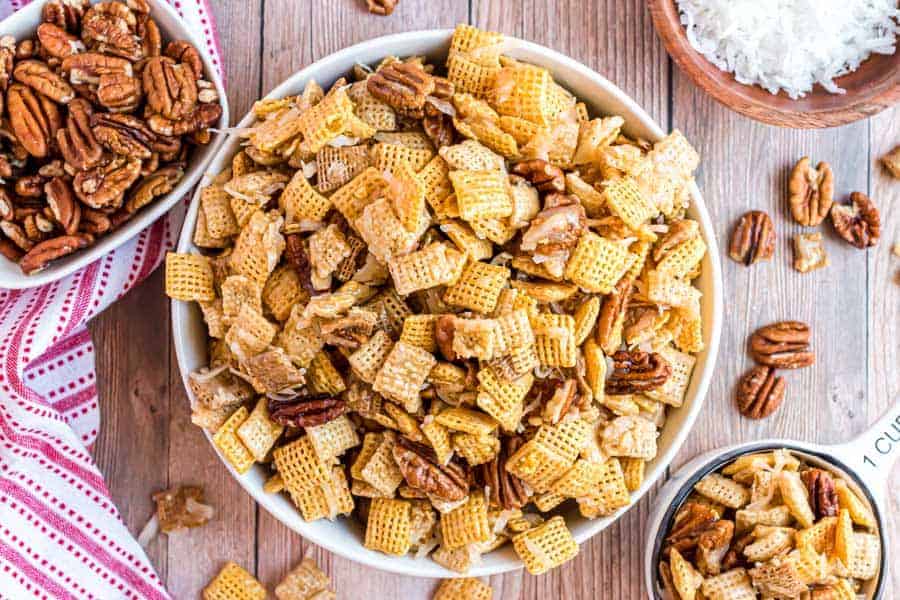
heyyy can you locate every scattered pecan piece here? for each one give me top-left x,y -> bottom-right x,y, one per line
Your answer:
15,175 -> 46,198
792,232 -> 829,274
152,485 -> 214,533
367,0 -> 399,15
606,350 -> 671,394
19,233 -> 91,274
13,59 -> 75,103
45,176 -> 81,235
789,157 -> 833,227
479,437 -> 529,510
749,321 -> 814,369
392,437 -> 470,503
801,468 -> 838,519
0,237 -> 24,262
736,366 -> 785,419
722,531 -> 753,571
434,314 -> 458,361
511,159 -> 565,194
367,62 -> 434,117
831,192 -> 880,249
729,210 -> 775,266
0,220 -> 34,251
268,394 -> 346,428
882,145 -> 900,179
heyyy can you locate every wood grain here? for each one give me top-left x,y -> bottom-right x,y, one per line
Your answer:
86,1 -> 900,598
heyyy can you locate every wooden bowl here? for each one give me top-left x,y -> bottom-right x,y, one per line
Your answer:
648,0 -> 900,128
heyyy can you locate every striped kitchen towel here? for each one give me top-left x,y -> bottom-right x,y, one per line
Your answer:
0,1 -> 223,598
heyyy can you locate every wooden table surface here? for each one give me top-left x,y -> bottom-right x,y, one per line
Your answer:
87,0 -> 900,597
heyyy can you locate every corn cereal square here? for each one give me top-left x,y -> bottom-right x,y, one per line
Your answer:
373,341 -> 436,413
512,516 -> 579,575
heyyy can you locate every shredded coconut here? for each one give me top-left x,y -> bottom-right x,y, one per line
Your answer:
677,0 -> 900,98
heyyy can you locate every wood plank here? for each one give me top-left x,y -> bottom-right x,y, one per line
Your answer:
470,1 -> 670,597
90,271 -> 171,583
867,106 -> 900,599
162,1 -> 265,597
253,0 -> 468,595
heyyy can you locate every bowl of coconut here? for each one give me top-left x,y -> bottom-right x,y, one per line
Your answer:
648,0 -> 900,128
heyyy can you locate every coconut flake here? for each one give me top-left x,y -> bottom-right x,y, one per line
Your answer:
137,514 -> 160,549
328,135 -> 360,147
677,0 -> 900,99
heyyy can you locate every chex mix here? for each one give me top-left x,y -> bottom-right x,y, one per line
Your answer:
167,24 -> 707,575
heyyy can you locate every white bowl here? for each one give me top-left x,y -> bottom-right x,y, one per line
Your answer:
643,396 -> 900,599
0,0 -> 228,289
173,29 -> 724,578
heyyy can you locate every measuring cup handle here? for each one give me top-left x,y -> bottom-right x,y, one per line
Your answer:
829,396 -> 900,499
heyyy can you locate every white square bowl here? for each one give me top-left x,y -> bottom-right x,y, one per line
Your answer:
173,29 -> 724,578
0,0 -> 228,289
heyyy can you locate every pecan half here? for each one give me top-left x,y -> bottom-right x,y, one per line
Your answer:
511,159 -> 565,194
801,468 -> 838,520
42,0 -> 90,32
73,156 -> 142,209
284,232 -> 316,294
0,220 -> 34,251
164,41 -> 202,80
19,233 -> 91,273
0,36 -> 14,92
8,83 -> 62,158
653,219 -> 700,263
367,62 -> 434,117
268,394 -> 346,428
57,98 -> 103,170
542,379 -> 578,425
831,192 -> 880,249
79,207 -> 111,235
146,102 -> 221,137
520,194 -> 586,271
789,157 -> 834,227
320,311 -> 377,349
0,236 -> 24,262
97,72 -> 142,112
729,210 -> 775,266
125,164 -> 183,213
696,520 -> 734,576
92,112 -> 155,158
423,107 -> 455,150
736,366 -> 785,419
45,176 -> 81,235
749,321 -> 814,369
62,51 -> 132,84
665,501 -> 719,555
13,59 -> 75,103
16,175 -> 46,198
0,189 -> 13,220
81,6 -> 143,61
392,437 -> 470,503
606,350 -> 671,394
367,0 -> 399,15
434,314 -> 458,361
596,276 -> 632,354
480,437 -> 529,510
143,56 -> 198,120
722,531 -> 753,571
37,23 -> 85,59
136,13 -> 161,59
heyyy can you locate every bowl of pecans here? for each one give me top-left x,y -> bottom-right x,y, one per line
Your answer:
169,26 -> 723,578
0,0 -> 227,288
645,396 -> 900,600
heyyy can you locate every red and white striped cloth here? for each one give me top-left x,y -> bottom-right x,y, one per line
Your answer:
0,1 -> 223,598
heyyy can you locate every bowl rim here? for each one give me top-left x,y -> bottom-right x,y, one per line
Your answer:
646,0 -> 900,129
643,440 -> 888,599
0,0 -> 229,290
173,28 -> 724,578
